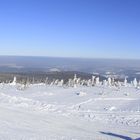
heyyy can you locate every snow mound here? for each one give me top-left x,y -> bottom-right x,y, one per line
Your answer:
108,106 -> 117,111
76,91 -> 87,96
104,106 -> 117,111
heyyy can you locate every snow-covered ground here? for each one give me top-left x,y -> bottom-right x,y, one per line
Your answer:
0,84 -> 140,140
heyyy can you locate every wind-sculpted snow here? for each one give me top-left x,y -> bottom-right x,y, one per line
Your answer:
0,84 -> 140,139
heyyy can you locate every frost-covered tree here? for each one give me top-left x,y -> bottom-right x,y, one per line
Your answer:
11,76 -> 17,86
95,77 -> 100,85
26,78 -> 30,87
58,79 -> 64,87
91,75 -> 95,86
77,78 -> 81,86
87,79 -> 92,87
111,78 -> 115,86
31,77 -> 35,84
117,81 -> 121,88
133,78 -> 138,88
108,77 -> 112,86
54,79 -> 59,85
45,77 -> 48,85
68,79 -> 72,87
124,77 -> 128,87
74,74 -> 77,82
16,78 -> 30,91
103,80 -> 108,87
50,80 -> 55,86
138,80 -> 140,88
73,74 -> 79,88
80,80 -> 85,86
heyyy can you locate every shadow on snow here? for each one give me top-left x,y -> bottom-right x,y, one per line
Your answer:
100,131 -> 140,140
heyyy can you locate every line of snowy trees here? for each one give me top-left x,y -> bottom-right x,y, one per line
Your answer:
8,74 -> 140,90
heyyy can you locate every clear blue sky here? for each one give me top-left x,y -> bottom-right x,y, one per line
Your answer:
0,0 -> 140,59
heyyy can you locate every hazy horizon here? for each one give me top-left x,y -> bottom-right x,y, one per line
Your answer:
1,55 -> 140,61
0,55 -> 139,73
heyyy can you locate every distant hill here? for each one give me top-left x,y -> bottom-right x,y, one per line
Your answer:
0,56 -> 140,82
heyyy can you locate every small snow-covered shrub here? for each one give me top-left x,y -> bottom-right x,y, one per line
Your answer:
16,84 -> 29,91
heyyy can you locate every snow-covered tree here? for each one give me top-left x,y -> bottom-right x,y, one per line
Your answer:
103,80 -> 108,87
95,77 -> 100,85
91,75 -> 95,86
11,76 -> 17,86
73,74 -> 79,88
87,79 -> 91,87
68,79 -> 72,87
54,79 -> 59,85
108,77 -> 112,86
138,80 -> 140,88
111,78 -> 115,86
74,74 -> 77,82
58,79 -> 64,87
32,77 -> 35,84
50,80 -> 55,86
80,80 -> 85,86
133,78 -> 138,88
118,81 -> 121,87
45,77 -> 48,85
124,77 -> 128,87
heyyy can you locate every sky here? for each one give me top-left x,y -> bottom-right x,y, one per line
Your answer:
0,0 -> 140,59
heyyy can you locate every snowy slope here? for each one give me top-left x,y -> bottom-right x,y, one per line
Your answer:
0,84 -> 140,140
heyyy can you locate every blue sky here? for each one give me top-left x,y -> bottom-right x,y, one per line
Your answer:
0,0 -> 140,59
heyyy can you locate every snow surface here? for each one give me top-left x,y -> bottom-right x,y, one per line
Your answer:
0,83 -> 140,140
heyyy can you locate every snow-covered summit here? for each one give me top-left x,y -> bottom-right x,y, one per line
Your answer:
0,82 -> 139,139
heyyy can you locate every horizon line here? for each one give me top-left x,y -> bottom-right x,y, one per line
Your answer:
0,55 -> 140,61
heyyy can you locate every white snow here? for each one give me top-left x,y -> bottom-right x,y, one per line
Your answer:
0,83 -> 139,139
